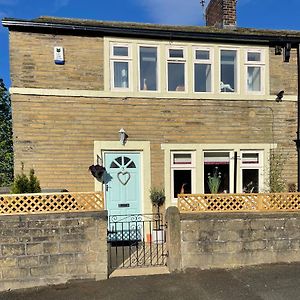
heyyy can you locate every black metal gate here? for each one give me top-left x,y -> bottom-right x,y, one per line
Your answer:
108,214 -> 167,270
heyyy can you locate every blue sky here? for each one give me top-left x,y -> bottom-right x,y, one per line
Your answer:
1,0 -> 300,87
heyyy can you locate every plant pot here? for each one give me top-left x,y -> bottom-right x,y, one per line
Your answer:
152,229 -> 165,244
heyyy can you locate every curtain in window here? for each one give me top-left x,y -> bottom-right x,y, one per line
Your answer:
114,61 -> 129,88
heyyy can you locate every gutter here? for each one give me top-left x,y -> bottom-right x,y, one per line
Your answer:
2,19 -> 300,46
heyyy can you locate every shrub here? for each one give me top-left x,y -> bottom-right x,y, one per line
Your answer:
11,168 -> 41,194
268,151 -> 287,193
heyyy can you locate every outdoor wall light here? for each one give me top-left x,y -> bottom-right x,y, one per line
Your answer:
119,128 -> 128,145
275,90 -> 284,102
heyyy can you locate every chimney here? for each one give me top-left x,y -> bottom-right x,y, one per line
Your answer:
205,0 -> 237,29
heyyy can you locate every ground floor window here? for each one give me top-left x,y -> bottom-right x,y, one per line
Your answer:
240,151 -> 263,193
162,144 -> 271,204
171,152 -> 194,201
204,152 -> 230,193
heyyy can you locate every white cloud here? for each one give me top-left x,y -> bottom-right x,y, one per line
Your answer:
138,0 -> 205,25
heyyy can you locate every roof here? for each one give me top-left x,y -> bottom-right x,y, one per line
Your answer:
2,16 -> 300,46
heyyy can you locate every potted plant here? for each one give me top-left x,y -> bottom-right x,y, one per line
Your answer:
149,187 -> 165,244
150,187 -> 165,214
207,166 -> 222,194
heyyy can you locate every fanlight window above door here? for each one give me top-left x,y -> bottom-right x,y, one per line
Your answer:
110,156 -> 136,169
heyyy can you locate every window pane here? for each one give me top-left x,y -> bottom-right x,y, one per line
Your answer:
173,170 -> 191,198
173,153 -> 192,165
242,153 -> 259,164
242,169 -> 259,193
113,46 -> 128,57
139,47 -> 157,91
196,50 -> 209,60
113,62 -> 129,88
169,49 -> 184,58
247,52 -> 261,62
204,152 -> 230,194
221,50 -> 236,93
247,66 -> 261,91
168,63 -> 185,91
204,152 -> 230,164
194,63 -> 211,92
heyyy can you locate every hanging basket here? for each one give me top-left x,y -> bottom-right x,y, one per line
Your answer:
89,164 -> 106,182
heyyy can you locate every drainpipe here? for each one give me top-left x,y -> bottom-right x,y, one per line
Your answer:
295,44 -> 300,191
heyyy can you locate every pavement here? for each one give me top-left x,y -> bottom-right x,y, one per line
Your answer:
1,262 -> 300,300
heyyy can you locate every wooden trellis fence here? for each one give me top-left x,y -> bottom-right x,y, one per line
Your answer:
0,192 -> 104,215
178,192 -> 300,213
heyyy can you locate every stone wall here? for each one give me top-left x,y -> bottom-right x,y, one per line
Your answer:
0,211 -> 107,292
9,31 -> 104,90
166,207 -> 300,271
269,47 -> 298,95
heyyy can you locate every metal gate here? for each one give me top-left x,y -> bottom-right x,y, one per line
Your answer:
108,214 -> 167,271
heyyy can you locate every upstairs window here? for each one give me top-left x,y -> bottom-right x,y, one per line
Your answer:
167,47 -> 186,92
110,44 -> 131,90
194,48 -> 212,93
245,50 -> 264,93
220,49 -> 237,93
139,46 -> 158,91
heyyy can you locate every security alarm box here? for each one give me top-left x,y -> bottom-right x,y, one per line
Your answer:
54,46 -> 64,65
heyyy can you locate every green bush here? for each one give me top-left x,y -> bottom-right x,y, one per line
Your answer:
11,168 -> 41,194
269,151 -> 287,193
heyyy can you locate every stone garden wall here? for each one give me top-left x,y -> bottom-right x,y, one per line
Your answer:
0,211 -> 107,292
166,207 -> 300,271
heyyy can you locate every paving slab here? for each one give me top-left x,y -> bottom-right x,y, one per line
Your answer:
1,262 -> 300,300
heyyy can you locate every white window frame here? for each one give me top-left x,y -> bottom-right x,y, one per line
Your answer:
138,44 -> 160,92
219,47 -> 239,94
110,43 -> 132,91
193,47 -> 213,93
245,49 -> 265,94
166,46 -> 187,93
203,150 -> 235,193
240,150 -> 264,192
170,151 -> 195,202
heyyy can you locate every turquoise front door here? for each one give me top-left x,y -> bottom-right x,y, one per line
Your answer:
104,152 -> 141,216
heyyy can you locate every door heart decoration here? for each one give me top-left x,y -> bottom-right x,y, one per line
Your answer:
117,171 -> 131,185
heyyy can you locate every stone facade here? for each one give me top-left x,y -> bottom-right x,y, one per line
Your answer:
10,32 -> 104,90
6,24 -> 300,193
0,211 -> 108,292
166,207 -> 300,271
11,94 -> 297,191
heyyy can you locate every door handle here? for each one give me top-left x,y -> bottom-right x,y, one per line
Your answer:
106,185 -> 111,191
